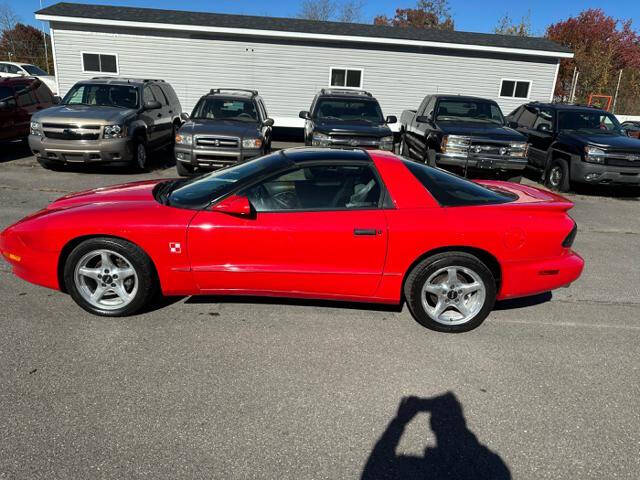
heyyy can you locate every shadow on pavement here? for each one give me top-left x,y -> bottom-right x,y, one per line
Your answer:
494,291 -> 552,311
185,294 -> 403,313
361,393 -> 511,480
0,140 -> 31,163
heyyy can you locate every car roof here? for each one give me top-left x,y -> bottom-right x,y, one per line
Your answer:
526,102 -> 607,113
316,88 -> 377,101
435,95 -> 498,103
205,88 -> 258,99
0,76 -> 38,86
280,147 -> 371,164
0,61 -> 28,66
78,77 -> 165,86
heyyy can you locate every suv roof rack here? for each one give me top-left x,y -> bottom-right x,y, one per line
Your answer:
209,88 -> 258,96
320,88 -> 372,97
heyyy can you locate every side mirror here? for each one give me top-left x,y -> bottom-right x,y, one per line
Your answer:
385,115 -> 397,124
536,123 -> 551,133
52,95 -> 61,104
507,121 -> 519,129
180,112 -> 190,122
211,195 -> 252,217
18,71 -> 26,77
416,115 -> 431,123
299,110 -> 310,120
263,118 -> 275,127
0,101 -> 8,110
143,100 -> 162,111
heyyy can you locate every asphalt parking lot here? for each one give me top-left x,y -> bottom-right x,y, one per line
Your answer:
1,141 -> 639,479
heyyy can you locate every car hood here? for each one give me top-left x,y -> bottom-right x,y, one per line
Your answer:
180,119 -> 261,138
314,121 -> 392,137
560,132 -> 640,151
436,121 -> 526,141
32,104 -> 137,125
48,180 -> 164,209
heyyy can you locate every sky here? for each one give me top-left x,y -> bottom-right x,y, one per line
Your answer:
10,0 -> 640,36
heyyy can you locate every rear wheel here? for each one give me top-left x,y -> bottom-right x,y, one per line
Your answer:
176,161 -> 194,177
404,252 -> 496,332
63,237 -> 158,317
546,158 -> 570,192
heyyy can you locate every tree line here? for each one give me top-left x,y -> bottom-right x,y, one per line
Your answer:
0,3 -> 52,73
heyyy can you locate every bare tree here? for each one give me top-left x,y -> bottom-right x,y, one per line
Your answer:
494,10 -> 532,37
298,0 -> 336,21
338,0 -> 365,23
0,2 -> 18,59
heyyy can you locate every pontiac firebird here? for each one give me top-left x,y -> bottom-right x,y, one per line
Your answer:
0,148 -> 583,332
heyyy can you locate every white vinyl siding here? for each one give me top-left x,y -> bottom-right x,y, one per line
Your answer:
51,23 -> 559,127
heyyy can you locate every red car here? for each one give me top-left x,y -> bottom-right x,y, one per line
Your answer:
0,77 -> 56,143
0,148 -> 583,332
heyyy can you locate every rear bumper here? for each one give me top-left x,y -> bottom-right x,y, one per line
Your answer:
571,161 -> 640,185
175,146 -> 262,169
437,153 -> 528,171
498,251 -> 584,300
0,227 -> 60,291
29,135 -> 134,164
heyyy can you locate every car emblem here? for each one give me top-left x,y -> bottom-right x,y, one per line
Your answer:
349,139 -> 359,147
63,128 -> 72,135
169,242 -> 181,253
213,139 -> 220,147
500,147 -> 508,156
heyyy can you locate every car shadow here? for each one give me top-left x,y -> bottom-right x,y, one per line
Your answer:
494,291 -> 552,311
185,294 -> 403,313
0,140 -> 32,164
361,392 -> 511,480
54,151 -> 177,176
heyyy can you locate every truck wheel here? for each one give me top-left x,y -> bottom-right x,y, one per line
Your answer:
425,149 -> 437,167
176,161 -> 194,177
546,158 -> 570,192
400,133 -> 410,157
134,138 -> 148,171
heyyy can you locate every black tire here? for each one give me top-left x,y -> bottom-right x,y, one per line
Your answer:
404,252 -> 496,333
36,157 -> 63,171
134,137 -> 148,171
546,157 -> 570,192
176,161 -> 194,177
63,237 -> 158,317
425,148 -> 437,167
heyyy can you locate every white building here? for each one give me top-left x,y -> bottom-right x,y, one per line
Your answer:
37,2 -> 573,129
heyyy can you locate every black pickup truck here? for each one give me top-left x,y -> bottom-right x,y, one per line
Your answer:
299,88 -> 396,151
400,95 -> 528,180
506,102 -> 640,191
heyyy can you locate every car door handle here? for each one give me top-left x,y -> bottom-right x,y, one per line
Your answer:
353,228 -> 378,236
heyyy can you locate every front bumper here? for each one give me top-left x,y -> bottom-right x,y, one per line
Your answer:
29,135 -> 134,164
174,145 -> 262,169
498,251 -> 584,300
571,161 -> 640,185
311,137 -> 394,150
436,153 -> 528,171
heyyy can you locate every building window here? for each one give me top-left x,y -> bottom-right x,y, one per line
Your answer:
330,68 -> 363,88
82,53 -> 118,74
500,79 -> 530,99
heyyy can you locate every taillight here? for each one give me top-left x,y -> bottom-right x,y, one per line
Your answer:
562,221 -> 577,248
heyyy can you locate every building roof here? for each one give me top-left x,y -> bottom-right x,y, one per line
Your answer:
36,2 -> 573,59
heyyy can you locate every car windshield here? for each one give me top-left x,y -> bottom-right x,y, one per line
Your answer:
21,64 -> 48,76
62,84 -> 139,109
164,152 -> 289,209
314,99 -> 384,124
435,100 -> 505,124
558,110 -> 624,135
191,97 -> 258,122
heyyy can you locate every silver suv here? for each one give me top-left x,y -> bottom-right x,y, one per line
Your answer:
29,77 -> 182,170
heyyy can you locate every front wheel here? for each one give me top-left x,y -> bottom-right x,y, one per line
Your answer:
63,237 -> 158,317
176,161 -> 194,177
546,158 -> 570,192
404,252 -> 496,332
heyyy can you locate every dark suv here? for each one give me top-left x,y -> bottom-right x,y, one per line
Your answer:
299,89 -> 396,150
0,77 -> 56,144
174,89 -> 273,176
507,103 -> 640,191
29,77 -> 182,170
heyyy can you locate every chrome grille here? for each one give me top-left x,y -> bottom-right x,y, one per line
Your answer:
604,151 -> 640,167
195,136 -> 239,148
42,124 -> 101,141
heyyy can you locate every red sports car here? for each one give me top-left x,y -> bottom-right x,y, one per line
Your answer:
0,148 -> 583,332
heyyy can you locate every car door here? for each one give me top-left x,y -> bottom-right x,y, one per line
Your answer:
187,161 -> 389,298
150,84 -> 172,145
14,81 -> 39,137
256,97 -> 271,148
514,105 -> 544,167
139,85 -> 162,146
529,107 -> 555,166
0,85 -> 17,141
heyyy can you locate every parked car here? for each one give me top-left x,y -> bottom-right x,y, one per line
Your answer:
400,95 -> 528,181
299,88 -> 396,150
174,89 -> 273,176
0,61 -> 57,95
29,77 -> 182,170
506,103 -> 640,191
0,77 -> 56,144
0,148 -> 583,333
621,121 -> 640,139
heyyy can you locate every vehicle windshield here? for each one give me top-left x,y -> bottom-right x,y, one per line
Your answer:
165,152 -> 289,209
191,97 -> 258,122
558,110 -> 624,135
21,64 -> 48,76
314,99 -> 385,124
435,100 -> 505,125
62,84 -> 139,109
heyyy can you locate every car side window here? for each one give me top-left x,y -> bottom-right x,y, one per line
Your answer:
518,106 -> 537,129
257,99 -> 268,120
34,81 -> 53,103
6,64 -> 21,74
15,83 -> 36,107
151,85 -> 168,106
0,63 -> 7,73
0,86 -> 15,107
417,96 -> 431,116
240,164 -> 383,212
143,86 -> 155,104
160,84 -> 180,109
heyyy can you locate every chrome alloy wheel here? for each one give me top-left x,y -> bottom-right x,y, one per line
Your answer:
421,266 -> 486,325
74,249 -> 139,311
549,166 -> 562,187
